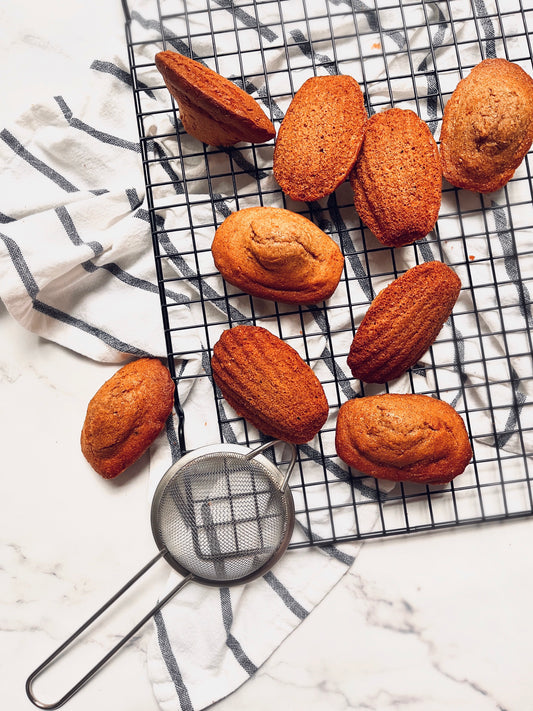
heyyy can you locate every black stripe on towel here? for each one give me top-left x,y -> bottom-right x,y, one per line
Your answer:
0,129 -> 79,193
197,501 -> 258,674
154,610 -> 194,711
0,233 -> 39,298
90,59 -> 156,100
212,0 -> 278,42
473,0 -> 496,58
165,358 -> 188,460
492,203 -> 533,327
328,0 -> 406,49
263,571 -> 308,620
55,202 -> 190,306
296,522 -> 356,567
289,30 -> 338,75
255,85 -> 285,121
0,232 -> 148,356
55,205 -> 104,255
315,341 -> 358,403
133,6 -> 277,47
54,95 -> 141,153
34,298 -> 149,356
154,215 -> 251,324
326,192 -> 375,304
125,187 -> 144,211
415,236 -> 438,264
219,587 -> 258,675
416,4 -> 449,136
147,140 -> 185,195
222,145 -> 268,182
130,12 -> 198,57
496,376 -> 527,450
298,442 -> 381,502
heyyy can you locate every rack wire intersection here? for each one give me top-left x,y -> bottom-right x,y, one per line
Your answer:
123,0 -> 533,547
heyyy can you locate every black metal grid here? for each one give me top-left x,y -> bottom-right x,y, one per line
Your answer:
122,0 -> 533,547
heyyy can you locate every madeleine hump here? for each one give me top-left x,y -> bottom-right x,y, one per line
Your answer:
440,58 -> 533,193
154,51 -> 275,146
273,75 -> 367,202
335,394 -> 472,485
81,358 -> 175,479
349,107 -> 442,247
211,206 -> 344,304
211,325 -> 328,444
347,261 -> 461,383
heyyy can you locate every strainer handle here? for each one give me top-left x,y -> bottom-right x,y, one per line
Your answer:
25,551 -> 193,710
245,440 -> 297,492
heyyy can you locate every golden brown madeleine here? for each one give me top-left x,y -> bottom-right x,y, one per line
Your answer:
349,108 -> 442,247
440,58 -> 533,193
347,261 -> 461,383
154,51 -> 275,146
211,325 -> 328,444
335,394 -> 472,484
273,75 -> 367,202
81,358 -> 175,479
212,206 -> 344,304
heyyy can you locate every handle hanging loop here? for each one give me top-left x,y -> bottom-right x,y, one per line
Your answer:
26,551 -> 192,710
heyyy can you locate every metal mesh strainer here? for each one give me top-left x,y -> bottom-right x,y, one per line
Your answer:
26,441 -> 296,710
153,444 -> 295,584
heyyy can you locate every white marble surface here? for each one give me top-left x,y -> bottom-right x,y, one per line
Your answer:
3,2 -> 533,710
3,298 -> 533,711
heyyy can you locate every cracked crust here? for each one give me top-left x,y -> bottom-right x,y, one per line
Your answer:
154,51 -> 275,146
440,58 -> 533,193
81,359 -> 175,479
211,206 -> 344,304
335,394 -> 472,484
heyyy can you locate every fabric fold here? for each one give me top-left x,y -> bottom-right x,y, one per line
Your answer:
2,1 -> 532,710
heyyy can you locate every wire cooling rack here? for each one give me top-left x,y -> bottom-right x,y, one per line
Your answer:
122,0 -> 533,547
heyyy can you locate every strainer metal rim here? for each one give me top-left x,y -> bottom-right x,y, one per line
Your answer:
26,442 -> 297,709
150,442 -> 296,586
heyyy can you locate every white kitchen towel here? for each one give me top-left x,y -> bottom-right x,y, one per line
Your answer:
1,1 -> 532,710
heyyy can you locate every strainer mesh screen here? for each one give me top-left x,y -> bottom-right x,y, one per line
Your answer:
154,452 -> 290,582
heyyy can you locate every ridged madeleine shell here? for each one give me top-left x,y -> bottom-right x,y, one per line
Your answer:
350,108 -> 442,247
347,261 -> 460,383
211,325 -> 328,444
155,51 -> 275,146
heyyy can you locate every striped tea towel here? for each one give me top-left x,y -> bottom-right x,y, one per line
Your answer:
0,2 -> 364,710
1,1 -> 532,710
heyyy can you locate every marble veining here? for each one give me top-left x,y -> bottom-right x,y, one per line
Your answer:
3,1 -> 533,709
3,294 -> 533,710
